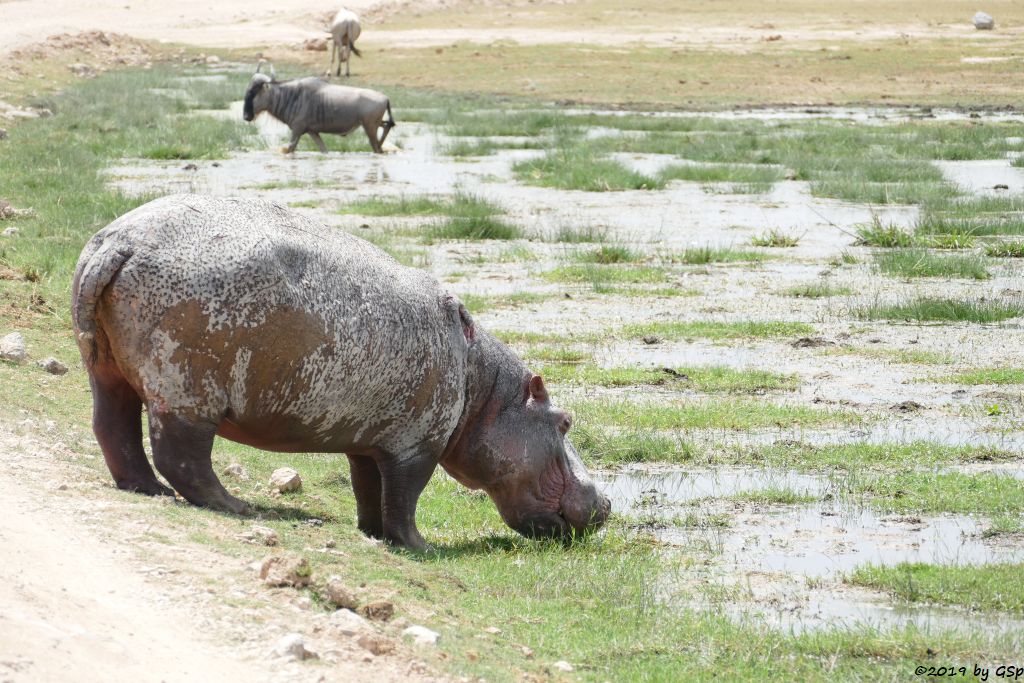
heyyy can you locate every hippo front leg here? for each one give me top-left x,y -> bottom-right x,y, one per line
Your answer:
347,454 -> 383,538
378,451 -> 438,551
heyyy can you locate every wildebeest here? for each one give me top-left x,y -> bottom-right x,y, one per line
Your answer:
242,65 -> 395,154
328,8 -> 362,77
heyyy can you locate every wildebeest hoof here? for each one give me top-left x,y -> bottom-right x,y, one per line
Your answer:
279,146 -> 292,154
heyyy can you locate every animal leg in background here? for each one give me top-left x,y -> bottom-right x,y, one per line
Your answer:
362,119 -> 383,153
309,132 -> 329,153
348,454 -> 383,538
327,40 -> 337,77
377,449 -> 439,551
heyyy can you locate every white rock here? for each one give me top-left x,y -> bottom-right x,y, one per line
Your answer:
37,357 -> 68,375
973,11 -> 995,29
402,625 -> 440,646
324,576 -> 359,609
1,226 -> 19,237
271,633 -> 317,661
553,660 -> 574,672
240,525 -> 278,546
0,332 -> 26,363
329,608 -> 371,636
205,55 -> 221,64
222,462 -> 248,480
269,467 -> 302,492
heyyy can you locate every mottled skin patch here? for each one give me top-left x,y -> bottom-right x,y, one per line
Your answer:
72,195 -> 609,550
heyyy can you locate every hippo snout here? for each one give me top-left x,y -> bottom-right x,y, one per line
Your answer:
514,490 -> 611,541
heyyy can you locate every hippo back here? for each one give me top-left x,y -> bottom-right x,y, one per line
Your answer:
89,194 -> 469,456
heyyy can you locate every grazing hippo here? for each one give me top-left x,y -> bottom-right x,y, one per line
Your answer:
243,65 -> 394,154
72,194 -> 610,550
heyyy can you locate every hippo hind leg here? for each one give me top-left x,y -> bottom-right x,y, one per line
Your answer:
148,410 -> 250,515
347,454 -> 383,538
90,365 -> 173,497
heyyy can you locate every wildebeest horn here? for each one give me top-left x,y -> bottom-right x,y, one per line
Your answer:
255,59 -> 266,74
269,64 -> 276,80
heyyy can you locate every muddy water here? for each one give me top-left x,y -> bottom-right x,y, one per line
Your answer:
104,95 -> 1024,638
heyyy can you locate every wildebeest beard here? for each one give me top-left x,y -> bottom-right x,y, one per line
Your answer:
242,85 -> 259,121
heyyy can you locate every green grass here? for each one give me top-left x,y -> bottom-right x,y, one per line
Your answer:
538,364 -> 799,393
985,240 -> 1024,258
749,441 -> 1015,471
575,245 -> 642,264
513,144 -> 664,192
852,471 -> 1024,516
338,195 -> 450,216
918,195 -> 1024,236
927,368 -> 1024,385
521,346 -> 593,364
623,320 -> 814,341
855,221 -> 914,248
544,264 -> 669,286
854,298 -> 1024,323
427,194 -> 522,240
874,249 -> 991,280
573,398 -> 854,431
783,281 -> 853,298
750,230 -> 800,248
830,346 -> 955,365
547,224 -> 608,243
672,246 -> 767,265
574,426 -> 695,465
848,563 -> 1024,613
728,487 -> 818,505
659,163 -> 783,193
458,291 -> 554,313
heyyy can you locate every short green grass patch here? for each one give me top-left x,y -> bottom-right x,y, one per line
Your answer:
728,487 -> 818,505
848,562 -> 1024,613
458,291 -> 554,313
830,346 -> 955,365
624,320 -> 814,341
927,368 -> 1024,385
751,441 -> 1015,471
544,264 -> 669,285
539,364 -> 798,393
751,230 -> 800,248
574,426 -> 695,465
985,240 -> 1024,258
854,298 -> 1024,323
575,245 -> 642,264
672,246 -> 767,265
427,194 -> 522,240
338,195 -> 449,216
852,471 -> 1024,516
521,346 -> 593,364
513,145 -> 664,192
874,248 -> 991,279
918,195 -> 1024,237
855,221 -> 915,248
784,281 -> 853,298
546,224 -> 608,243
573,398 -> 854,431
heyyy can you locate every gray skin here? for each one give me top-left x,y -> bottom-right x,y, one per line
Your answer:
243,73 -> 394,154
71,194 -> 610,551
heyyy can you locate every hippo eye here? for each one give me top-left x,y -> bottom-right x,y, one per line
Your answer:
558,414 -> 572,435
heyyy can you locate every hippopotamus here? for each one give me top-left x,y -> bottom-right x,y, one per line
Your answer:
71,194 -> 610,550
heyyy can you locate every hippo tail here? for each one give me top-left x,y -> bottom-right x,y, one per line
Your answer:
71,233 -> 134,366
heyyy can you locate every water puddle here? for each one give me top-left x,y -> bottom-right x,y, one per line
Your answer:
599,465 -> 1024,639
936,159 -> 1024,196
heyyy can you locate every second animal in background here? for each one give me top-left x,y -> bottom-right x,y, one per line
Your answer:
328,8 -> 361,77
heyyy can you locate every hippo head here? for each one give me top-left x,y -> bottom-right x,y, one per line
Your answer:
242,72 -> 273,122
441,336 -> 611,541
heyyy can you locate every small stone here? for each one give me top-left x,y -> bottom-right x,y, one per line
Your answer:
222,463 -> 248,480
553,660 -> 574,672
641,334 -> 661,345
0,129 -> 7,140
329,608 -> 371,636
891,400 -> 924,413
520,646 -> 534,659
324,577 -> 359,609
205,55 -> 221,64
994,183 -> 1009,190
0,332 -> 27,363
269,467 -> 302,492
483,626 -> 502,635
402,625 -> 440,646
37,357 -> 68,375
1,227 -> 19,237
271,633 -> 318,661
259,554 -> 311,587
241,525 -> 278,546
303,37 -> 329,51
973,11 -> 995,30
357,634 -> 395,656
68,63 -> 97,77
791,336 -> 833,348
182,163 -> 198,171
359,599 -> 394,622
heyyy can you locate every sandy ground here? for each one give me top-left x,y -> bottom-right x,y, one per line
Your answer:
0,427 -> 444,683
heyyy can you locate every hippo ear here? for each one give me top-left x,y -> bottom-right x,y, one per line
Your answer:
529,375 -> 549,403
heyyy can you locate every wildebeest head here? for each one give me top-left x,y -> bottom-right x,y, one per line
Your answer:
242,71 -> 273,122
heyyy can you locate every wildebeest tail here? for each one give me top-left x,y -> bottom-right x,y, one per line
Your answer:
349,25 -> 362,58
71,233 -> 134,365
384,100 -> 396,129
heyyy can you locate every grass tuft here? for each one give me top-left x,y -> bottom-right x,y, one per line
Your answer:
854,297 -> 1024,323
751,230 -> 800,248
874,248 -> 991,280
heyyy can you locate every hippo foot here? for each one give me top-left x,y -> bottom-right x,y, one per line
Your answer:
197,493 -> 252,516
116,478 -> 175,497
383,526 -> 428,553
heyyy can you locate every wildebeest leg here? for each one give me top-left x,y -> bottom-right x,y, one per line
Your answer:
362,121 -> 383,154
328,42 -> 337,77
378,452 -> 437,551
90,366 -> 173,497
149,410 -> 250,515
309,132 -> 329,153
347,454 -> 383,538
283,129 -> 303,154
